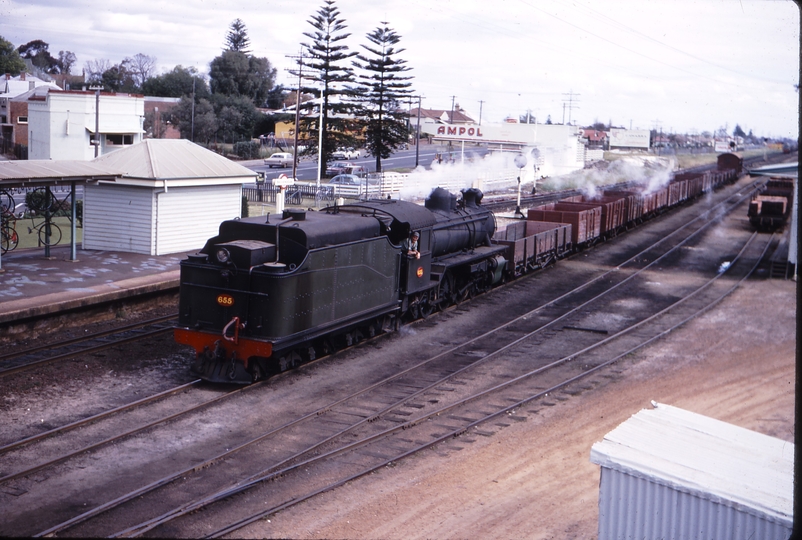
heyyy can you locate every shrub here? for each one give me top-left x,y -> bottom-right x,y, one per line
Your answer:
233,141 -> 261,159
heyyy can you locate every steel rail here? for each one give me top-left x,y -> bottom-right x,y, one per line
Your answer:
105,187 -> 758,538
0,316 -> 177,378
35,178 -> 758,539
0,382 -> 256,486
0,380 -> 201,454
205,231 -> 771,539
0,314 -> 176,364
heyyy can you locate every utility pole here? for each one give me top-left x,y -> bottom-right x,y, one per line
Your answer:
652,119 -> 662,154
478,100 -> 484,126
286,50 -> 308,180
415,95 -> 423,167
561,90 -> 580,125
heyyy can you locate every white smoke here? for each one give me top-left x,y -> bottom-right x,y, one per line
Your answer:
399,150 -> 524,200
396,147 -> 676,203
540,156 -> 676,199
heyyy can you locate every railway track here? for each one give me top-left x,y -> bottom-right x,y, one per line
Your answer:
15,177 -> 768,538
0,314 -> 177,378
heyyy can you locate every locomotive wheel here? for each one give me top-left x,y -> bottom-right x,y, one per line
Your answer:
419,292 -> 435,319
250,363 -> 263,382
437,273 -> 456,310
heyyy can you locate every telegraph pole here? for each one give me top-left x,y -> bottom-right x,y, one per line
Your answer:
478,100 -> 484,126
286,50 -> 308,180
562,90 -> 580,125
415,95 -> 423,167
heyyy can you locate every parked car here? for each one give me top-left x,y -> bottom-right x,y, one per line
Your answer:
327,174 -> 367,197
325,161 -> 355,177
264,152 -> 293,168
331,147 -> 361,160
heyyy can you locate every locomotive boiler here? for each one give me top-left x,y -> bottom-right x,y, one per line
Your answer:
175,187 -> 505,383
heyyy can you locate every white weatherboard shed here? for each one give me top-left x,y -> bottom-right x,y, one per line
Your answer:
85,139 -> 256,255
590,403 -> 793,540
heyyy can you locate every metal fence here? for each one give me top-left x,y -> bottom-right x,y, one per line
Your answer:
0,137 -> 27,160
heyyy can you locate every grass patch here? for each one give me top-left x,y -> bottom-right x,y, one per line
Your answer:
5,216 -> 81,251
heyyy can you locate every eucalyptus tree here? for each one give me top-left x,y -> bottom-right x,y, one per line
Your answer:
0,36 -> 26,76
300,0 -> 360,176
353,22 -> 414,172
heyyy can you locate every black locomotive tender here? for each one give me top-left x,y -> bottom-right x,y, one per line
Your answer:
175,156 -> 742,383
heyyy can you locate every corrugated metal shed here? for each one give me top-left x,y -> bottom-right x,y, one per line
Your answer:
590,402 -> 793,540
83,139 -> 255,255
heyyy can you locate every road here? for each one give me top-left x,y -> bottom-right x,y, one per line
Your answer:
242,145 -> 490,184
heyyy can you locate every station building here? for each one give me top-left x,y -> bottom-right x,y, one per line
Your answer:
26,88 -> 145,160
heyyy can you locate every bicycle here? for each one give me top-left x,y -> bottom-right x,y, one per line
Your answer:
1,213 -> 18,253
0,190 -> 18,253
26,187 -> 62,248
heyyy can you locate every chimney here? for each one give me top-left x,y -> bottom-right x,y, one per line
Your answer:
29,81 -> 34,90
20,72 -> 26,81
4,73 -> 9,80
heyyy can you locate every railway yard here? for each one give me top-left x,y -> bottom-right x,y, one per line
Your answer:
0,159 -> 796,538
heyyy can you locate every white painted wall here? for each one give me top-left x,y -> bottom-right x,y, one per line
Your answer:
83,183 -> 243,255
27,91 -> 144,160
154,185 -> 242,255
83,184 -> 154,253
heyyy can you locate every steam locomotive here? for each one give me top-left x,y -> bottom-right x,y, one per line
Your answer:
175,187 -> 505,383
175,157 -> 741,384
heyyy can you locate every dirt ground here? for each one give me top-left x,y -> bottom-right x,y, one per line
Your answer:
240,277 -> 796,540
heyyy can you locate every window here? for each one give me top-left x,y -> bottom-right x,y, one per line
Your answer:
106,134 -> 134,145
17,116 -> 27,124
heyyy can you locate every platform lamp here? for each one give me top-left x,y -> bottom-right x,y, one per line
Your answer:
514,154 -> 527,219
89,85 -> 103,158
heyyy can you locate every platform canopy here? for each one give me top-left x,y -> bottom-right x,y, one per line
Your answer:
748,162 -> 798,179
0,160 -> 123,187
0,160 -> 124,266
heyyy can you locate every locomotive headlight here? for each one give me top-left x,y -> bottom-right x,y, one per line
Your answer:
215,247 -> 231,264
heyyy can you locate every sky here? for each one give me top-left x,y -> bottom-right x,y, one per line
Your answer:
2,0 -> 799,139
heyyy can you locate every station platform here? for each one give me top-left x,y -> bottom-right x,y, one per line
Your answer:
0,246 -> 190,325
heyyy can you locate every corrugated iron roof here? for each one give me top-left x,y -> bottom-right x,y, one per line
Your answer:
749,162 -> 798,179
91,139 -> 257,180
590,402 -> 793,526
0,160 -> 122,183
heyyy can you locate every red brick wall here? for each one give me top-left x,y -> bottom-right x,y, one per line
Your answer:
9,101 -> 28,145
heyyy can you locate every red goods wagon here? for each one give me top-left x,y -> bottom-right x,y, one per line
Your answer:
673,172 -> 706,199
717,152 -> 743,174
498,221 -> 530,275
526,221 -> 572,265
667,179 -> 687,206
641,186 -> 668,216
528,202 -> 601,245
499,220 -> 572,275
581,195 -> 627,235
604,190 -> 644,224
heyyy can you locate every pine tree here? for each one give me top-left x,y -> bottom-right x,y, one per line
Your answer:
300,0 -> 360,177
353,23 -> 414,172
225,19 -> 251,53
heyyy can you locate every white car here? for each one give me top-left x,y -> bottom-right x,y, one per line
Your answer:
331,148 -> 360,160
264,152 -> 293,168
